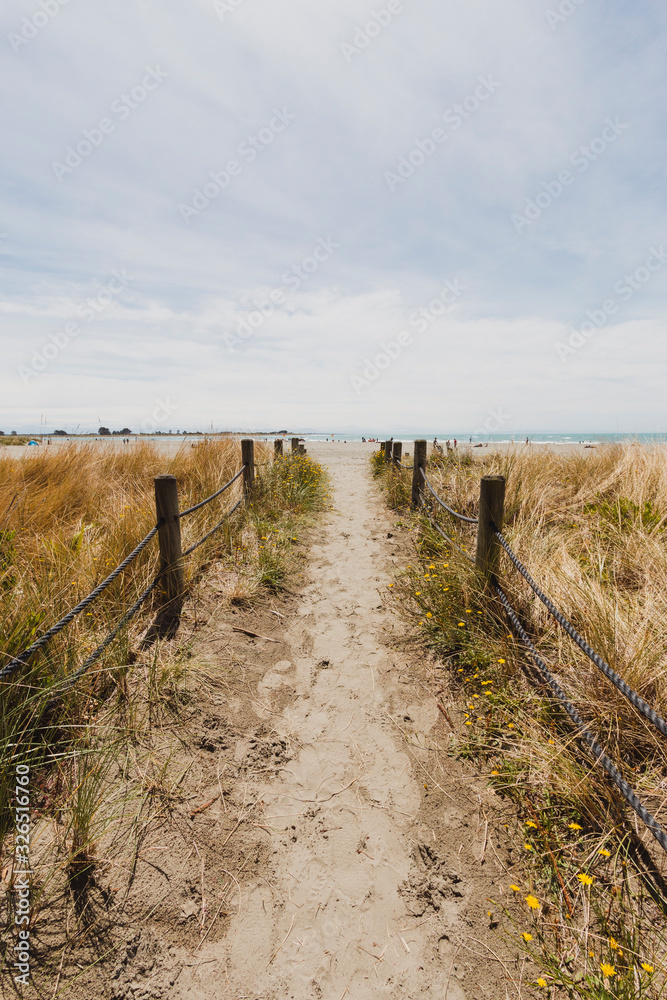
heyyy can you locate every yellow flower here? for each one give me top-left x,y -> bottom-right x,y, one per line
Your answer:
525,895 -> 540,910
491,770 -> 499,776
429,564 -> 435,570
388,583 -> 394,588
522,932 -> 533,942
464,720 -> 472,726
509,884 -> 521,891
589,951 -> 595,958
526,821 -> 538,829
444,586 -> 450,591
609,937 -> 619,951
458,622 -> 465,627
415,591 -> 421,596
576,873 -> 593,885
568,822 -> 583,831
598,848 -> 611,857
641,962 -> 654,973
508,723 -> 515,729
483,691 -> 492,696
465,609 -> 472,613
426,612 -> 432,618
524,843 -> 533,851
548,739 -> 555,745
498,658 -> 506,663
537,979 -> 547,988
600,963 -> 616,977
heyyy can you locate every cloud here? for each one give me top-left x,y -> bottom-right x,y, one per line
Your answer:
1,0 -> 666,431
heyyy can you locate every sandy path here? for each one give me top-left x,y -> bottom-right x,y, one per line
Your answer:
179,445 -> 513,999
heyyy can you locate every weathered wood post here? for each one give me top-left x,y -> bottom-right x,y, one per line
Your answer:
298,444 -> 306,455
274,439 -> 283,458
384,440 -> 392,464
153,475 -> 185,632
411,440 -> 427,507
291,437 -> 299,454
392,441 -> 402,468
241,439 -> 255,495
475,475 -> 506,583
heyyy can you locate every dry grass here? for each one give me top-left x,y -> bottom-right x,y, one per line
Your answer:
375,444 -> 667,998
0,440 -> 329,943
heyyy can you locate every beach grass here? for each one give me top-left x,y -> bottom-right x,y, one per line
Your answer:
0,440 -> 328,932
374,443 -> 667,997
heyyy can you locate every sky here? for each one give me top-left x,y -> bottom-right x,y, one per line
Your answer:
1,0 -> 666,435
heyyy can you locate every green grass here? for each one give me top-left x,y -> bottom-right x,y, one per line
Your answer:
374,444 -> 667,998
0,442 -> 329,937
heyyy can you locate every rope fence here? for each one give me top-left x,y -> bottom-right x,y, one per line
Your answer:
1,439 -> 278,698
383,438 -> 667,856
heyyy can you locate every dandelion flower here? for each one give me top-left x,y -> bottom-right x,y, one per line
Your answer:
426,612 -> 432,618
526,895 -> 540,910
526,821 -> 537,829
509,884 -> 521,891
498,658 -> 506,664
609,937 -> 619,951
600,963 -> 616,977
458,622 -> 465,627
537,978 -> 547,987
491,770 -> 499,776
641,962 -> 654,973
576,873 -> 593,885
598,848 -> 611,857
388,583 -> 394,588
415,591 -> 421,596
522,932 -> 533,942
508,723 -> 515,729
568,822 -> 583,831
524,843 -> 533,851
464,720 -> 472,726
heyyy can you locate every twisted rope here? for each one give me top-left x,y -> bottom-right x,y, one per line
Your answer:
182,499 -> 243,558
50,499 -> 244,697
494,528 -> 667,740
494,583 -> 667,855
179,466 -> 245,518
420,468 -> 478,524
0,524 -> 160,680
50,576 -> 160,697
419,496 -> 475,563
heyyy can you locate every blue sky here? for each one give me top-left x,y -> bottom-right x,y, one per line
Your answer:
1,0 -> 666,434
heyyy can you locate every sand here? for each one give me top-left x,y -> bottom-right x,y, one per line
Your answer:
169,442 -> 533,999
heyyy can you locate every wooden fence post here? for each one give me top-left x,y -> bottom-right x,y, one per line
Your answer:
411,440 -> 427,507
392,441 -> 402,468
274,439 -> 283,458
154,474 -> 185,619
291,437 -> 299,454
384,440 -> 393,464
475,475 -> 506,583
241,439 -> 255,495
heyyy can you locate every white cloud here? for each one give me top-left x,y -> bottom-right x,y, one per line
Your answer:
1,0 -> 666,431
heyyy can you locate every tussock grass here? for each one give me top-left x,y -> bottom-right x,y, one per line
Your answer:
375,444 -> 667,997
0,440 -> 328,944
